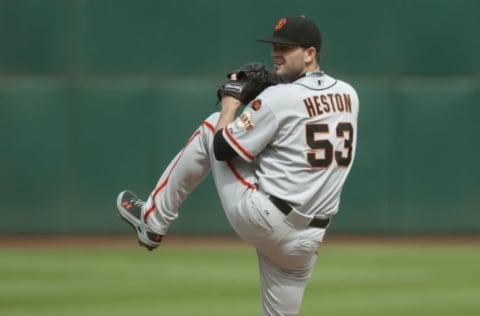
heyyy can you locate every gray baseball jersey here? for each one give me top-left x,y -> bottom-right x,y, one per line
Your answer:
143,71 -> 359,315
222,71 -> 359,217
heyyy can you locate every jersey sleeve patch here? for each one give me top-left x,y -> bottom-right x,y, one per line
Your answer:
223,127 -> 255,161
251,99 -> 262,111
234,108 -> 254,132
224,98 -> 278,162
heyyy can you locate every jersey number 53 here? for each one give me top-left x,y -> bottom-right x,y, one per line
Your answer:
306,122 -> 354,169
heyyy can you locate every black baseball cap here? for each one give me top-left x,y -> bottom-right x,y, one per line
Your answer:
256,15 -> 321,51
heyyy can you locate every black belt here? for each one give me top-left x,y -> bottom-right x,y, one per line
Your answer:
269,196 -> 330,228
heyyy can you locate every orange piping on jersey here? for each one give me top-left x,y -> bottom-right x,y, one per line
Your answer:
224,128 -> 255,161
226,161 -> 257,190
144,120 -> 213,220
143,133 -> 197,220
145,178 -> 169,220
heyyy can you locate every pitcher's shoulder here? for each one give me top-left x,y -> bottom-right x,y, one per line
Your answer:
260,82 -> 298,99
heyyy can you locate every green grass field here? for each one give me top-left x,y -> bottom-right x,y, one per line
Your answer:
1,239 -> 479,316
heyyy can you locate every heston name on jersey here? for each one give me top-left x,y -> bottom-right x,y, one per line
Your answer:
303,93 -> 352,118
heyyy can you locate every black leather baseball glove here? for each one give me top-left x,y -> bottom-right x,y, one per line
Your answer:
217,62 -> 279,105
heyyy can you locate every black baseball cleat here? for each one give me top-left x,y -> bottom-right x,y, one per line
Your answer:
116,190 -> 163,251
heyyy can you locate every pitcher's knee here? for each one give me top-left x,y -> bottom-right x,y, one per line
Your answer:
205,112 -> 220,128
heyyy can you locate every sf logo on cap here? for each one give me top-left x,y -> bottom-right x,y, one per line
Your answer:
274,18 -> 287,31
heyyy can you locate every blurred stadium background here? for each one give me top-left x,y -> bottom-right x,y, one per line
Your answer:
0,0 -> 478,235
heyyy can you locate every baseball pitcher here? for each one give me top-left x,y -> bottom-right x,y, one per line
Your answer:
117,15 -> 359,316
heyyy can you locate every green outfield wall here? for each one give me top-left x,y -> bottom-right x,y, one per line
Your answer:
1,0 -> 479,234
